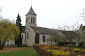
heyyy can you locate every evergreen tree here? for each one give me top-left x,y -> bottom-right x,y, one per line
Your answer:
15,13 -> 22,47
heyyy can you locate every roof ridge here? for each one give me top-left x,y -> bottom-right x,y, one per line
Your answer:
31,26 -> 58,30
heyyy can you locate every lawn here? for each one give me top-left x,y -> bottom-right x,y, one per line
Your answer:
0,47 -> 38,56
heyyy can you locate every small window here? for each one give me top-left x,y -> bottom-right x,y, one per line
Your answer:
43,36 -> 45,42
31,17 -> 32,24
21,34 -> 23,38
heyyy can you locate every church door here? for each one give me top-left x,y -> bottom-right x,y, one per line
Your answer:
35,33 -> 39,44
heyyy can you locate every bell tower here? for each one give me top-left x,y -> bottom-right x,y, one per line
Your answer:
25,6 -> 37,27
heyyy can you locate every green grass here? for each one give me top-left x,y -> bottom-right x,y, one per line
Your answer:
0,47 -> 38,56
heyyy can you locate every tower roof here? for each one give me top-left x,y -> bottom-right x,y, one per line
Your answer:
26,6 -> 36,16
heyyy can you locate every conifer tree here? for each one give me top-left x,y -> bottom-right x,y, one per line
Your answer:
15,14 -> 22,47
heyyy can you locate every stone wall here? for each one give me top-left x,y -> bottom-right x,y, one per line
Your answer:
21,33 -> 26,44
39,34 -> 56,45
25,26 -> 36,47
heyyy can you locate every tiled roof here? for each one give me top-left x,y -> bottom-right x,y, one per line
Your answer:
31,26 -> 59,35
26,6 -> 36,16
61,31 -> 77,38
61,31 -> 75,34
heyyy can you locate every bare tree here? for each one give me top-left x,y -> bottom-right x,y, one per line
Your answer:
73,24 -> 85,46
0,8 -> 1,18
73,9 -> 85,46
0,8 -> 3,20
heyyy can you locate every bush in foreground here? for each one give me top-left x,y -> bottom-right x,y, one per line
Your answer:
34,44 -> 85,56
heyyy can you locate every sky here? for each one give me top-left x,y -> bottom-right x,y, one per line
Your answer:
0,0 -> 85,29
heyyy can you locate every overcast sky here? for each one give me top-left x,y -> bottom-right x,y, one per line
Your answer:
0,0 -> 85,29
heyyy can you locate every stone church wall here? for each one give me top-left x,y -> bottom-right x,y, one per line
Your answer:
39,34 -> 56,45
25,26 -> 36,47
21,33 -> 26,44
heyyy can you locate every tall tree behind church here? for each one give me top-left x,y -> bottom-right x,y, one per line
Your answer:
15,14 -> 22,47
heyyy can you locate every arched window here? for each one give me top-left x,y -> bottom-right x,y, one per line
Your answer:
31,17 -> 32,24
31,17 -> 35,24
43,36 -> 45,42
21,34 -> 23,38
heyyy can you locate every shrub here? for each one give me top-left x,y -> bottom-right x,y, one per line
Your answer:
78,42 -> 84,47
33,44 -> 78,56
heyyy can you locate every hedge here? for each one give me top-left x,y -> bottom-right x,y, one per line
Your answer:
33,44 -> 80,56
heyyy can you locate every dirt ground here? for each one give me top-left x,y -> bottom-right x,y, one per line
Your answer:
0,47 -> 26,52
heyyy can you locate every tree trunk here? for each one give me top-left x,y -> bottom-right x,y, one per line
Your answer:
0,45 -> 3,50
0,39 -> 7,50
76,42 -> 79,46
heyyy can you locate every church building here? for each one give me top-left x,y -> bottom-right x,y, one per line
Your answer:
5,5 -> 63,47
21,6 -> 60,47
5,5 -> 84,47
